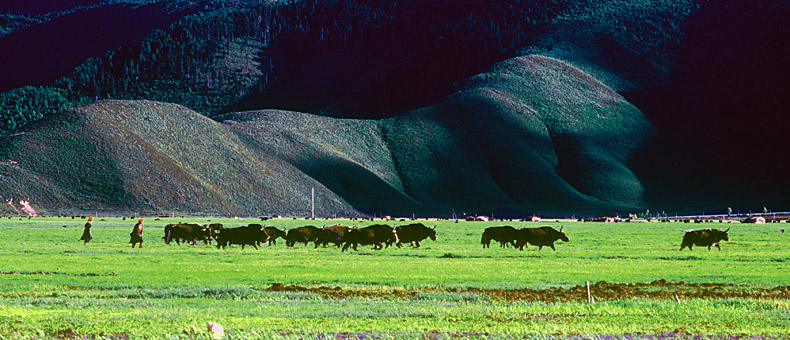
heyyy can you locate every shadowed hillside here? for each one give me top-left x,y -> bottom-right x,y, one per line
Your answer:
530,0 -> 790,212
379,55 -> 652,215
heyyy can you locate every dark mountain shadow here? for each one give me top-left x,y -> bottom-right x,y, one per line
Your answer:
229,0 -> 576,119
627,1 -> 790,211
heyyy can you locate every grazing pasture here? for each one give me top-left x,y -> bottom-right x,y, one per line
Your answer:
0,217 -> 788,339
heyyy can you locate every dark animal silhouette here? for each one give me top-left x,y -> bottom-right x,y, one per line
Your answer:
515,226 -> 569,251
342,224 -> 396,251
262,226 -> 287,246
316,224 -> 353,248
215,225 -> 262,250
680,228 -> 730,251
164,223 -> 209,245
393,223 -> 436,248
285,225 -> 322,247
481,226 -> 518,248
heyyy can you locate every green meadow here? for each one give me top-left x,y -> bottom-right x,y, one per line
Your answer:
0,217 -> 788,339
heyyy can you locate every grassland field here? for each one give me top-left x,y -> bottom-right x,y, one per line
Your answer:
0,217 -> 788,339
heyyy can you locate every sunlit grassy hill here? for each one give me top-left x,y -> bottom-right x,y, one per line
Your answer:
0,100 -> 358,216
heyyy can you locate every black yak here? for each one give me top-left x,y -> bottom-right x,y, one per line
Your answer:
680,228 -> 730,251
481,226 -> 518,248
515,226 -> 569,251
342,225 -> 396,251
393,223 -> 436,248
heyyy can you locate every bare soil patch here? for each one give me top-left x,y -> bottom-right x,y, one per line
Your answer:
264,280 -> 790,302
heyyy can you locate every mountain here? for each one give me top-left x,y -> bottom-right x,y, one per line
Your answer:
1,0 -> 788,215
0,55 -> 650,216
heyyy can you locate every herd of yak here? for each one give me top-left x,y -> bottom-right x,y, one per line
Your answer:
164,222 -> 438,251
163,222 -> 732,252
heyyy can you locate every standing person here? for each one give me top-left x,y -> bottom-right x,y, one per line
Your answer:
80,216 -> 93,244
130,218 -> 144,248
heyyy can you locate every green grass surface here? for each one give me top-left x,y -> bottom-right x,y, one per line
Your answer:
1,217 -> 788,339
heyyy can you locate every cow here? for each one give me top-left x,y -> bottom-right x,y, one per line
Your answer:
285,225 -> 322,247
393,223 -> 436,248
245,224 -> 269,245
164,223 -> 210,245
316,224 -> 353,248
742,216 -> 766,224
481,226 -> 518,248
680,228 -> 730,251
342,224 -> 396,251
262,226 -> 287,246
206,223 -> 224,244
515,226 -> 569,251
216,225 -> 262,250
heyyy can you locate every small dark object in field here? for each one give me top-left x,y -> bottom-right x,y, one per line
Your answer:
122,217 -> 126,220
781,229 -> 785,233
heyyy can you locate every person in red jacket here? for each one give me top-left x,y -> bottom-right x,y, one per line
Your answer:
130,218 -> 144,248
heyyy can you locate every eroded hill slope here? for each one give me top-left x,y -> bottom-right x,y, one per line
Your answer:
0,100 -> 356,216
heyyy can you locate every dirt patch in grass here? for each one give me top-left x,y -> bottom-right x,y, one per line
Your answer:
264,283 -> 419,299
264,280 -> 790,302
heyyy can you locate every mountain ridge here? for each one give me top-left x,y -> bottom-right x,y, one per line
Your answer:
1,55 -> 653,216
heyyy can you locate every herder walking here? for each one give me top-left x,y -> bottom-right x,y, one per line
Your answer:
130,218 -> 144,248
80,216 -> 93,244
